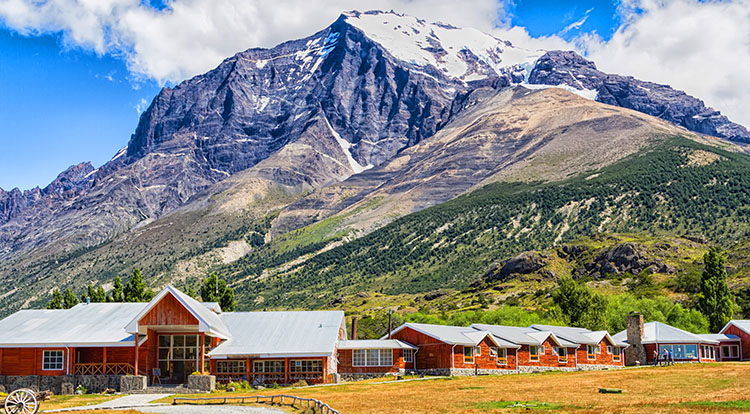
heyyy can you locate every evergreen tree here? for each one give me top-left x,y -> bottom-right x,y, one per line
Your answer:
124,268 -> 154,302
93,286 -> 107,303
63,288 -> 79,309
186,287 -> 196,299
201,273 -> 236,311
47,288 -> 64,309
699,247 -> 734,331
110,276 -> 125,302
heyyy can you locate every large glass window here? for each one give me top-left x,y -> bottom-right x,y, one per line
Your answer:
253,360 -> 284,373
353,349 -> 393,367
290,360 -> 322,372
558,347 -> 568,362
497,348 -> 508,364
721,345 -> 739,358
587,345 -> 596,360
660,344 -> 699,359
216,360 -> 245,374
42,350 -> 64,371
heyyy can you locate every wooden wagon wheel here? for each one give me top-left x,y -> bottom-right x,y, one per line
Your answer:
4,389 -> 38,414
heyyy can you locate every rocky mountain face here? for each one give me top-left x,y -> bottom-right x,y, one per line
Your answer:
529,51 -> 750,143
1,10 -> 750,314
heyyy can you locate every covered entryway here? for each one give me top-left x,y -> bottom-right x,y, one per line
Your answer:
157,334 -> 212,384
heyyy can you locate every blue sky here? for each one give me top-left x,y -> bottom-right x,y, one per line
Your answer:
1,0 -> 743,191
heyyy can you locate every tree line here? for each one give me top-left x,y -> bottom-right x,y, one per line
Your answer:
46,270 -> 236,312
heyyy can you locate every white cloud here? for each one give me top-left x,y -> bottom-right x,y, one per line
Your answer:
135,97 -> 149,114
581,0 -> 750,127
560,7 -> 593,36
0,0 -> 508,83
1,0 -> 749,129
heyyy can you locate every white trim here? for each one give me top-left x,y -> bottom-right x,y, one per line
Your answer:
0,342 -> 138,348
719,320 -> 750,336
41,350 -> 65,371
209,353 -> 331,359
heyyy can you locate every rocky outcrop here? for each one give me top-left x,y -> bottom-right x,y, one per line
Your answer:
529,51 -> 750,143
485,251 -> 547,282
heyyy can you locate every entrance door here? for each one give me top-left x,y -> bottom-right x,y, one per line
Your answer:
158,334 -> 205,384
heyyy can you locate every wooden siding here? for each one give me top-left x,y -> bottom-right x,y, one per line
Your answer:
451,336 -> 517,370
517,338 -> 577,369
390,327 -> 454,369
337,349 -> 404,374
722,324 -> 750,360
1,348 -> 69,376
139,293 -> 199,327
576,337 -> 624,366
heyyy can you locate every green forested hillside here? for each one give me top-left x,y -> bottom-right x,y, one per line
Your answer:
219,136 -> 750,310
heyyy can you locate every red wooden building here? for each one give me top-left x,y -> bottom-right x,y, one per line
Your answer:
336,339 -> 417,378
614,321 -> 721,364
718,320 -> 750,360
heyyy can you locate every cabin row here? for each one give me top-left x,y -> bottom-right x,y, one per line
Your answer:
0,286 -> 748,393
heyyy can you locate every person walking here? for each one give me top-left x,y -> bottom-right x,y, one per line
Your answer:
662,348 -> 669,366
653,349 -> 660,366
668,349 -> 675,366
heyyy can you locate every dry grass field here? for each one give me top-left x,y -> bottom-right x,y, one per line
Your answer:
47,363 -> 750,414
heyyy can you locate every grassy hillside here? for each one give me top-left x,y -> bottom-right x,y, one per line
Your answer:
219,136 -> 750,312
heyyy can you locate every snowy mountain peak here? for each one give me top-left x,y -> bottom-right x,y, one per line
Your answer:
342,10 -> 544,83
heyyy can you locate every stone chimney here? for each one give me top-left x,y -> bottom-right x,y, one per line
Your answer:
351,317 -> 358,340
625,312 -> 646,366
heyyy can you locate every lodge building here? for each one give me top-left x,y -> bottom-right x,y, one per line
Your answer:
0,286 -> 747,394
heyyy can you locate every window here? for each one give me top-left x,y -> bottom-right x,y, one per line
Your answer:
613,347 -> 621,361
552,346 -> 558,355
539,346 -> 545,355
721,345 -> 739,358
353,349 -> 393,367
42,350 -> 64,371
607,346 -> 613,355
404,350 -> 413,363
558,347 -> 568,362
529,346 -> 539,362
660,344 -> 698,359
463,346 -> 474,363
587,345 -> 596,360
253,360 -> 284,373
217,360 -> 246,374
489,347 -> 498,359
475,346 -> 481,357
290,360 -> 322,373
595,345 -> 601,354
497,348 -> 507,364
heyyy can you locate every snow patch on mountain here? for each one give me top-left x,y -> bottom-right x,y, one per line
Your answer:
343,11 -> 543,82
323,112 -> 372,174
521,83 -> 599,101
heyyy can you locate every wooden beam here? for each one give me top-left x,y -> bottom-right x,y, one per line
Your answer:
103,347 -> 107,375
0,348 -> 3,375
246,357 -> 250,383
284,358 -> 289,385
200,333 -> 205,374
135,332 -> 140,375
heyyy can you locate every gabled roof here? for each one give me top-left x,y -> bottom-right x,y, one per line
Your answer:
388,323 -> 519,348
0,303 -> 145,347
720,320 -> 750,336
209,311 -> 345,358
613,321 -> 717,345
470,324 -> 577,347
125,285 -> 230,339
530,324 -> 625,347
338,339 -> 417,350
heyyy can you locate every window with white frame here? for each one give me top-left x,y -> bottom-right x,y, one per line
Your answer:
353,349 -> 393,367
42,350 -> 64,371
404,350 -> 413,363
216,360 -> 245,373
497,348 -> 507,364
613,347 -> 621,360
595,345 -> 601,354
587,345 -> 596,360
607,346 -> 613,355
721,345 -> 739,358
539,346 -> 545,355
253,360 -> 284,373
558,347 -> 568,361
463,346 -> 474,363
290,360 -> 322,372
529,346 -> 539,361
489,347 -> 497,359
552,346 -> 558,355
475,346 -> 481,356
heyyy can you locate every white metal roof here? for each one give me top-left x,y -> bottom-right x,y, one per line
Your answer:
720,320 -> 750,336
337,339 -> 417,350
209,311 -> 345,358
470,324 -> 577,347
696,334 -> 740,342
530,324 -> 626,347
388,323 -> 520,348
613,322 -> 718,345
0,303 -> 145,347
125,285 -> 231,339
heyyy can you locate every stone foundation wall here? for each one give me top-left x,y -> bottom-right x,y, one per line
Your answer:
187,375 -> 215,392
449,368 -> 517,376
341,369 -> 406,382
0,375 -> 123,394
119,376 -> 147,393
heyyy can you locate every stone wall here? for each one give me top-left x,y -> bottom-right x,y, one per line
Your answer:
625,312 -> 647,366
0,375 -> 123,394
187,375 -> 215,392
341,369 -> 405,382
119,376 -> 147,393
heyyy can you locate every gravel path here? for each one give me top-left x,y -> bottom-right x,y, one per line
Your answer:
135,405 -> 285,413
